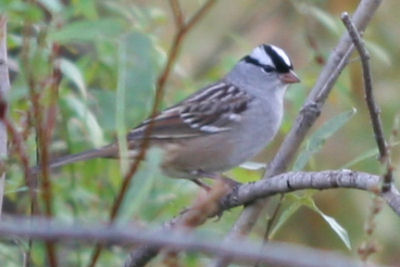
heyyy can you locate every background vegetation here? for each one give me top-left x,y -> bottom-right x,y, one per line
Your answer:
0,0 -> 399,266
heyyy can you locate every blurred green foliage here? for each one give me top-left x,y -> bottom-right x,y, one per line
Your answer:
1,0 -> 400,266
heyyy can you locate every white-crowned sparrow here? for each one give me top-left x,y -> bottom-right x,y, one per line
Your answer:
38,44 -> 299,183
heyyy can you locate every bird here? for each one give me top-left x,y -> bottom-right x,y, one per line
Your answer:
34,44 -> 300,187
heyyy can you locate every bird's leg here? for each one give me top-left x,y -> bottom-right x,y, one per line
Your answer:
191,178 -> 212,192
193,170 -> 241,188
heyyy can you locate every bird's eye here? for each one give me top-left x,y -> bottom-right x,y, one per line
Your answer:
262,66 -> 275,73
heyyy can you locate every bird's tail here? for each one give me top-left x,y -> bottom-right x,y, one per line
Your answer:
31,144 -> 118,174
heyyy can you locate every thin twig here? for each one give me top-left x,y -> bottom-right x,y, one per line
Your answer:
1,114 -> 37,267
0,216 -> 381,267
157,0 -> 217,93
39,43 -> 61,217
341,12 -> 392,193
263,194 -> 284,242
341,12 -> 391,263
1,118 -> 36,202
169,0 -> 184,28
87,1 -> 218,266
39,42 -> 62,267
20,13 -> 38,267
358,195 -> 383,261
21,16 -> 40,218
252,194 -> 284,267
0,16 -> 10,218
340,13 -> 385,159
21,17 -> 59,267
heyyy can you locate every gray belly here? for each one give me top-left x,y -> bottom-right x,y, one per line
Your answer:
161,109 -> 282,179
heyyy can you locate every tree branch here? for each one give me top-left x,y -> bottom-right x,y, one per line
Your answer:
341,12 -> 392,192
0,216 -> 385,267
341,12 -> 391,261
125,169 -> 400,266
220,170 -> 400,215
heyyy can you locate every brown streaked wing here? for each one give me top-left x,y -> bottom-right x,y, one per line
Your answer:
127,82 -> 254,140
127,107 -> 208,140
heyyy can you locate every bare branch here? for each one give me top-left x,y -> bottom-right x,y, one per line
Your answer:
341,12 -> 392,192
220,170 -> 400,215
0,216 -> 384,267
125,169 -> 400,266
341,12 -> 391,262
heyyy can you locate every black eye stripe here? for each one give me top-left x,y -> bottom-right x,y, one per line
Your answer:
242,56 -> 275,73
262,65 -> 275,72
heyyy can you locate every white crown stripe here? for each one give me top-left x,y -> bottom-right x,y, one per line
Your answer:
270,45 -> 292,67
250,46 -> 273,67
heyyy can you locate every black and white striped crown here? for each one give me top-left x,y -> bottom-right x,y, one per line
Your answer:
242,44 -> 293,74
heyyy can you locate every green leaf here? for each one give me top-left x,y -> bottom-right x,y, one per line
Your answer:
239,161 -> 266,171
267,194 -> 351,249
121,31 -> 158,124
293,108 -> 357,171
269,194 -> 303,238
5,186 -> 29,195
341,141 -> 400,168
72,0 -> 98,19
48,18 -> 124,43
60,58 -> 87,99
307,6 -> 341,35
341,147 -> 378,169
5,2 -> 44,22
38,0 -> 63,13
116,35 -> 129,171
366,41 -> 391,66
304,198 -> 351,249
61,95 -> 105,147
90,90 -> 116,133
114,31 -> 158,172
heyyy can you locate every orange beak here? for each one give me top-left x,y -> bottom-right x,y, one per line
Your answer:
279,70 -> 300,84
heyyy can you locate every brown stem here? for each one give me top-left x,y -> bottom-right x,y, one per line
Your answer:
0,16 -> 10,218
21,17 -> 60,267
40,44 -> 62,267
169,0 -> 184,28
